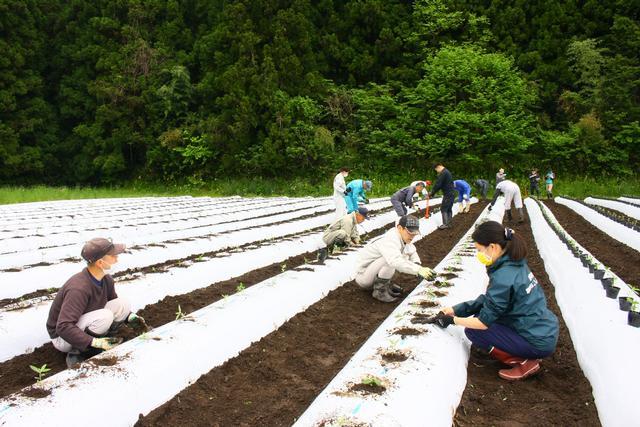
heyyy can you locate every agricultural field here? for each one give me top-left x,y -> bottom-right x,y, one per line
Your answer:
0,194 -> 638,426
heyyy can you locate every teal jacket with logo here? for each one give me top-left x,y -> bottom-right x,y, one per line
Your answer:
453,254 -> 559,352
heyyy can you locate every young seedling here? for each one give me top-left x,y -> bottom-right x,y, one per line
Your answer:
361,376 -> 383,387
280,263 -> 287,272
175,305 -> 186,321
30,364 -> 51,383
236,282 -> 246,292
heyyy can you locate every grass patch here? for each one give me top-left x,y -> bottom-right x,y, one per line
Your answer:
0,175 -> 638,205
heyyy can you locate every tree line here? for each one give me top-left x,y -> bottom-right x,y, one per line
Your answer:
1,0 -> 638,186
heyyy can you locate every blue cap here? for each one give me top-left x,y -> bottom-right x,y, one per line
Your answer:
364,180 -> 372,189
357,207 -> 369,219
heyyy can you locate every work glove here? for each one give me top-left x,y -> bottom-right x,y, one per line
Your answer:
488,204 -> 493,211
127,312 -> 149,330
431,311 -> 455,328
353,237 -> 361,245
343,191 -> 348,196
91,337 -> 123,351
363,198 -> 370,204
345,187 -> 352,194
417,267 -> 437,280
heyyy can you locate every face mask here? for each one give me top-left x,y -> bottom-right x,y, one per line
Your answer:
476,249 -> 493,266
99,259 -> 114,272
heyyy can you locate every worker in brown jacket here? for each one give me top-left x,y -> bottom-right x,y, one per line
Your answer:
46,238 -> 147,367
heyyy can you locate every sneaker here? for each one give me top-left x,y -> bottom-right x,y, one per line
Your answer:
438,224 -> 450,230
498,359 -> 541,381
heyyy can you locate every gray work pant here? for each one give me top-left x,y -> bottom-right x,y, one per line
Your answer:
355,257 -> 396,290
51,298 -> 130,353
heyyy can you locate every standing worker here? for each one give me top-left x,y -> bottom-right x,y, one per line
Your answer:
489,179 -> 525,223
528,169 -> 541,197
390,182 -> 426,216
426,221 -> 559,381
454,179 -> 472,213
344,179 -> 372,214
46,238 -> 147,367
474,179 -> 490,200
318,207 -> 368,262
332,167 -> 350,218
545,169 -> 555,199
496,168 -> 507,184
428,162 -> 455,230
355,215 -> 437,302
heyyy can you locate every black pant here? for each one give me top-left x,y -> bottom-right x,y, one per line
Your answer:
441,193 -> 454,222
530,184 -> 539,196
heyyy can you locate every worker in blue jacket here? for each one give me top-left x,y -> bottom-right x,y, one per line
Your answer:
390,182 -> 425,216
428,221 -> 559,381
344,179 -> 372,213
454,179 -> 472,213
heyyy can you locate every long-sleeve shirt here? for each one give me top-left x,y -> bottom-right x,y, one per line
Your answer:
529,173 -> 540,186
323,212 -> 360,244
452,255 -> 559,352
430,168 -> 455,197
46,268 -> 118,351
333,173 -> 346,198
390,186 -> 417,208
474,179 -> 489,191
344,179 -> 368,213
356,227 -> 422,276
490,180 -> 520,206
453,180 -> 471,196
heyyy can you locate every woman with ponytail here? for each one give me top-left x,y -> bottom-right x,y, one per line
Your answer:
431,221 -> 559,381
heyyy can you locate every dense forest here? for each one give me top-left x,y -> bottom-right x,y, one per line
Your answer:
1,0 -> 638,185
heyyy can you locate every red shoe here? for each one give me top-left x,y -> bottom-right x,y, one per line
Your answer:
488,346 -> 523,366
498,359 -> 541,381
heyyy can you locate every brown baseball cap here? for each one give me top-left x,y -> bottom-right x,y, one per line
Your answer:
81,238 -> 126,263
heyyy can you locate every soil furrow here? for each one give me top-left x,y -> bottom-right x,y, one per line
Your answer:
453,205 -> 600,426
544,201 -> 640,286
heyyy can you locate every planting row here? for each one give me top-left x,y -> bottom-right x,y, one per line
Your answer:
619,196 -> 640,206
527,198 -> 640,427
555,197 -> 640,252
0,197 -> 393,298
0,200 -> 469,426
0,198 -> 440,363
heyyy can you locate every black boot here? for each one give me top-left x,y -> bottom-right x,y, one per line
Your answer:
518,208 -> 525,223
506,209 -> 513,221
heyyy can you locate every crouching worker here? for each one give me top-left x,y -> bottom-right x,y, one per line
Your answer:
428,222 -> 559,381
390,181 -> 425,216
46,238 -> 147,368
355,215 -> 436,302
318,207 -> 368,262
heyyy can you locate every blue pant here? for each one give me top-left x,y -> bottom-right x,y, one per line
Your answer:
465,323 -> 552,359
457,190 -> 471,203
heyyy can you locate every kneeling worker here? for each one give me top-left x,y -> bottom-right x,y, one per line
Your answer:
355,215 -> 437,302
318,207 -> 368,262
46,238 -> 147,367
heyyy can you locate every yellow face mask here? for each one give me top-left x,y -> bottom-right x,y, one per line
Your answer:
476,250 -> 494,266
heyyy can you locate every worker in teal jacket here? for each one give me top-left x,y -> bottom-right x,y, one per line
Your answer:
344,179 -> 372,213
427,221 -> 559,381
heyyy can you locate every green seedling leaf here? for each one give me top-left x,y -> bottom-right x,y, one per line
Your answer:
175,305 -> 186,320
30,363 -> 51,383
236,282 -> 245,292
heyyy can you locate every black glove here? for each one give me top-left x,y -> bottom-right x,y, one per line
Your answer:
431,311 -> 455,328
345,187 -> 352,194
363,198 -> 370,204
343,191 -> 348,196
389,284 -> 404,297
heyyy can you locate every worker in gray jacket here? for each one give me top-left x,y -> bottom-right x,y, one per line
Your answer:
318,207 -> 368,262
390,181 -> 425,216
355,215 -> 437,302
474,179 -> 490,200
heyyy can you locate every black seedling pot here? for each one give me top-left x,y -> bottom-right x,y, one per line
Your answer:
619,297 -> 633,312
594,269 -> 605,280
606,286 -> 620,299
601,277 -> 613,288
581,258 -> 589,267
588,264 -> 595,274
628,310 -> 640,328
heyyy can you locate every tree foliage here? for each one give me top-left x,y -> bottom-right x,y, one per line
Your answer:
1,0 -> 638,185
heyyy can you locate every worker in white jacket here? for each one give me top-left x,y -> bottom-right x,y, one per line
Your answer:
355,215 -> 437,302
333,167 -> 350,218
489,179 -> 524,222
